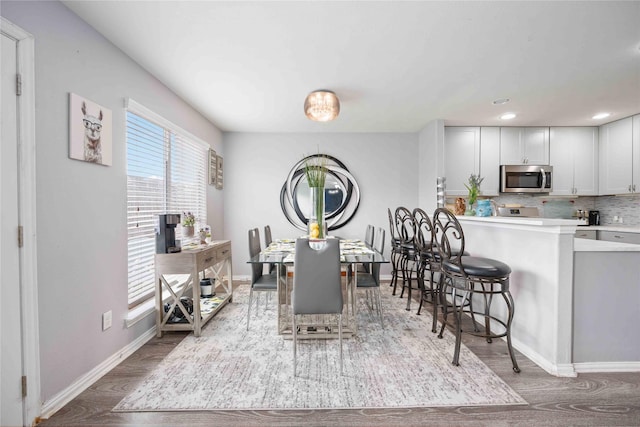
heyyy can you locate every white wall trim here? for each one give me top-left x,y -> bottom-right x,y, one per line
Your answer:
39,327 -> 157,420
511,336 -> 577,377
1,16 -> 40,426
574,361 -> 640,373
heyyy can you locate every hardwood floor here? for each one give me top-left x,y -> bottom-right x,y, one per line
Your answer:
38,282 -> 640,427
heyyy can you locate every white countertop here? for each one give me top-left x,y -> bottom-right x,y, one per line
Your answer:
456,215 -> 584,227
574,238 -> 640,252
457,216 -> 640,233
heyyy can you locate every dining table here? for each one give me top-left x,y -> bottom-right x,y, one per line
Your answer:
247,237 -> 388,338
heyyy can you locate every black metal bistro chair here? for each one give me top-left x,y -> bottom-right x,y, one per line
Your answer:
412,207 -> 441,331
388,208 -> 402,294
432,208 -> 520,373
395,207 -> 419,311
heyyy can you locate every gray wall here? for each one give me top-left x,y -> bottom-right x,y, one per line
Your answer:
223,132 -> 419,278
1,1 -> 223,402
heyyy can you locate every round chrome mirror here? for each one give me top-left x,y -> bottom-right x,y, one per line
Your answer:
280,155 -> 360,232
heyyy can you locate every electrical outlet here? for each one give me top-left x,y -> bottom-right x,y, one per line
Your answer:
102,310 -> 112,331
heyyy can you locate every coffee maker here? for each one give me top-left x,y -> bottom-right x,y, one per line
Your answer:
156,214 -> 182,253
588,210 -> 601,226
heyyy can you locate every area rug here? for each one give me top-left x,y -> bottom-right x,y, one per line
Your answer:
113,284 -> 526,411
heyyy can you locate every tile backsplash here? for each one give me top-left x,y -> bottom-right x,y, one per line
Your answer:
483,194 -> 639,226
594,194 -> 640,226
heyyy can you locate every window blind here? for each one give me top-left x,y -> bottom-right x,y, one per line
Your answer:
126,106 -> 207,309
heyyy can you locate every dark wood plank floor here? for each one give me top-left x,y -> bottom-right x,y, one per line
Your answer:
38,282 -> 640,427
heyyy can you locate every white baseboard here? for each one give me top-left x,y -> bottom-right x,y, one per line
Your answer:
574,361 -> 640,373
510,337 -> 577,377
39,327 -> 156,419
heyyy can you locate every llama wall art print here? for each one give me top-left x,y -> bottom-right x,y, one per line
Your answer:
69,93 -> 112,166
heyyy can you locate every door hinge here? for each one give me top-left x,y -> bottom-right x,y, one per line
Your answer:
16,73 -> 22,96
18,225 -> 24,248
22,376 -> 27,398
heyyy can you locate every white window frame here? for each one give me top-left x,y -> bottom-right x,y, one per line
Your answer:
125,98 -> 208,318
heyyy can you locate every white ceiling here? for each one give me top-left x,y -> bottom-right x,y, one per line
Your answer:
62,1 -> 640,133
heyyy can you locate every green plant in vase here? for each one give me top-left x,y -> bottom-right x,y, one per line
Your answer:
303,155 -> 328,239
182,211 -> 196,236
464,174 -> 484,215
182,212 -> 196,227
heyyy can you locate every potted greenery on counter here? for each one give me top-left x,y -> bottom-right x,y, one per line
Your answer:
464,174 -> 484,215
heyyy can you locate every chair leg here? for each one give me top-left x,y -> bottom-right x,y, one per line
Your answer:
246,287 -> 254,331
452,289 -> 469,367
390,251 -> 399,295
375,287 -> 384,328
338,313 -> 343,375
432,271 -> 443,333
405,258 -> 416,311
483,290 -> 494,343
502,290 -> 521,373
292,314 -> 297,377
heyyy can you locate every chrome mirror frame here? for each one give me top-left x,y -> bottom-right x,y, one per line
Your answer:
280,154 -> 360,232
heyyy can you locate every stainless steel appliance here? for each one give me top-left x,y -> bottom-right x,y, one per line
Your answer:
156,213 -> 182,253
496,206 -> 540,217
500,165 -> 553,193
588,210 -> 600,226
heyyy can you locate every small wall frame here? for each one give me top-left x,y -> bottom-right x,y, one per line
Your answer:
215,155 -> 223,190
208,149 -> 217,186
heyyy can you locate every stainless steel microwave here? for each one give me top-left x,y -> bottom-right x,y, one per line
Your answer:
500,165 -> 553,193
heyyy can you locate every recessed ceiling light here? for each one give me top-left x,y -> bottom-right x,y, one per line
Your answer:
492,98 -> 510,105
500,113 -> 516,120
592,112 -> 610,120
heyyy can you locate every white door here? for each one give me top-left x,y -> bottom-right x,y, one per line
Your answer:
1,31 -> 25,427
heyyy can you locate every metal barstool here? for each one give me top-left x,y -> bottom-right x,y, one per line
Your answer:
412,208 -> 440,331
432,208 -> 520,373
387,208 -> 402,294
395,207 -> 419,311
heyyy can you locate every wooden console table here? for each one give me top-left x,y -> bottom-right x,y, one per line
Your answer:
155,240 -> 232,337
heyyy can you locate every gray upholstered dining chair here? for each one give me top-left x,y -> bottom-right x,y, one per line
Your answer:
291,237 -> 343,376
356,227 -> 385,327
356,224 -> 376,275
247,228 -> 278,330
263,225 -> 276,275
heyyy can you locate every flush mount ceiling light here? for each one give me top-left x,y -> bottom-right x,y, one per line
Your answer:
500,112 -> 516,120
304,90 -> 340,122
592,112 -> 611,120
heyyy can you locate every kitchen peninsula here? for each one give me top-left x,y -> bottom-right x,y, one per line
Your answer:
456,216 -> 640,377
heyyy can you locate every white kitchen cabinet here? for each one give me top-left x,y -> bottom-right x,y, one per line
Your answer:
575,229 -> 596,240
599,116 -> 639,195
444,127 -> 499,196
444,127 -> 480,195
500,127 -> 550,165
480,127 -> 500,196
597,230 -> 640,245
550,127 -> 598,196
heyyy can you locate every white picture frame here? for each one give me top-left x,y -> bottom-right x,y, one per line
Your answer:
215,155 -> 223,190
69,93 -> 112,166
208,149 -> 217,186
